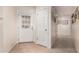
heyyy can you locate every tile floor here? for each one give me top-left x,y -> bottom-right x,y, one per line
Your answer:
10,38 -> 76,53
10,42 -> 50,53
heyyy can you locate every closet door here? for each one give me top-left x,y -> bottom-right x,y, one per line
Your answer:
36,7 -> 49,47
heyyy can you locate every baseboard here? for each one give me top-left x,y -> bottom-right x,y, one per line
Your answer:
8,41 -> 17,53
18,41 -> 34,44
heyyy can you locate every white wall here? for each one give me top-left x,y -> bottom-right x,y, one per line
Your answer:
55,6 -> 76,16
0,7 -> 3,52
71,7 -> 79,52
3,7 -> 17,52
0,19 -> 3,52
0,7 -> 3,17
72,19 -> 79,52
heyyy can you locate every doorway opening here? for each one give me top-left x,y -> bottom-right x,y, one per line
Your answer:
51,6 -> 76,53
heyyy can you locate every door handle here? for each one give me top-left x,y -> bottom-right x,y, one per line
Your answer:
45,29 -> 47,31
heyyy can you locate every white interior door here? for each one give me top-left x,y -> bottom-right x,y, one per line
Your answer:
36,7 -> 49,47
19,15 -> 33,42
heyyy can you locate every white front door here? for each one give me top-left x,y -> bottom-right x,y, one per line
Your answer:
19,15 -> 33,42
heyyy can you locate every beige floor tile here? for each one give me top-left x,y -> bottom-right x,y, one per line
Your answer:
10,42 -> 76,53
